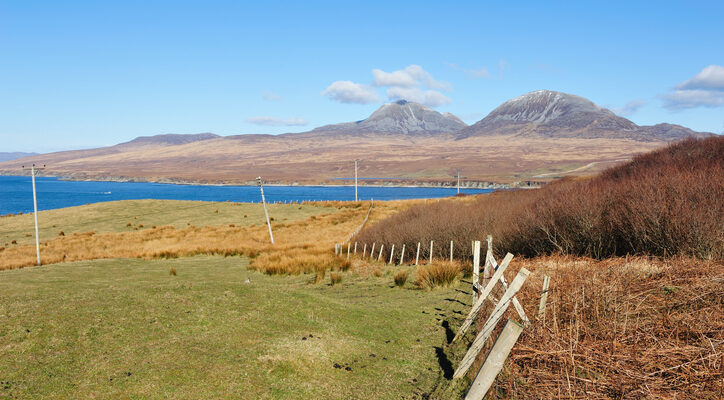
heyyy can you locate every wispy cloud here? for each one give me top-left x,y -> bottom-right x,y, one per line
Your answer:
261,91 -> 282,101
321,81 -> 379,104
372,65 -> 451,90
663,65 -> 724,110
245,116 -> 308,126
445,62 -> 490,79
610,99 -> 646,117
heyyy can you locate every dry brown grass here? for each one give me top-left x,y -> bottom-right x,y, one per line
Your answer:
434,255 -> 724,398
393,269 -> 409,287
414,261 -> 463,289
329,272 -> 342,285
0,200 -> 409,275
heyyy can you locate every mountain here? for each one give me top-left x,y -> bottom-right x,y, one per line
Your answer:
0,152 -> 39,162
312,100 -> 467,135
458,90 -> 712,141
119,133 -> 220,146
0,91 -> 715,185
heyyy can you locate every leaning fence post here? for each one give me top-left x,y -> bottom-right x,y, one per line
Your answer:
347,243 -> 351,260
362,243 -> 367,258
429,240 -> 434,264
538,275 -> 551,321
472,240 -> 481,303
370,243 -> 376,259
464,319 -> 525,400
377,244 -> 384,262
388,244 -> 395,265
399,244 -> 405,265
415,242 -> 420,265
450,240 -> 454,262
354,242 -> 357,254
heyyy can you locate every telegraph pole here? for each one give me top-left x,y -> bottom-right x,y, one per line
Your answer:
256,176 -> 274,244
457,170 -> 460,194
354,160 -> 358,202
22,164 -> 45,266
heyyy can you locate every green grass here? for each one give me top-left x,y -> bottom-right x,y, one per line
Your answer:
0,199 -> 336,247
0,256 -> 467,399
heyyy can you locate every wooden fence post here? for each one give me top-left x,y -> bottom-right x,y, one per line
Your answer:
482,235 -> 493,288
334,244 -> 338,255
347,243 -> 350,260
454,253 -> 513,342
472,240 -> 481,303
362,243 -> 367,258
454,267 -> 530,379
377,244 -> 384,262
429,240 -> 434,264
415,242 -> 420,266
354,242 -> 357,254
450,240 -> 454,262
399,244 -> 405,265
388,244 -> 395,265
464,319 -> 525,400
538,275 -> 550,321
370,243 -> 376,259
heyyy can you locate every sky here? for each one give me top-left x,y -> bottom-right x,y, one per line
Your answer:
1,0 -> 723,152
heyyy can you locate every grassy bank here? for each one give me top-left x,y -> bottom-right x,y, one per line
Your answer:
0,255 -> 465,399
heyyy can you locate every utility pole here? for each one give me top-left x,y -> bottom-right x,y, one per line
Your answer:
354,160 -> 358,202
256,176 -> 274,244
457,170 -> 460,194
22,164 -> 45,266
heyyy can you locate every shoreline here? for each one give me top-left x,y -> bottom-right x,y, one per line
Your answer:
1,173 -> 541,190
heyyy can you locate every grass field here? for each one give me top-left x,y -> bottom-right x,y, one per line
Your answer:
0,255 -> 467,399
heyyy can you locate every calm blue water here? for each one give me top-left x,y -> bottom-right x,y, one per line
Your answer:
0,176 -> 493,215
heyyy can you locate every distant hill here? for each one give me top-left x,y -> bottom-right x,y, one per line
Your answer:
0,92 -> 714,185
0,152 -> 39,162
311,100 -> 467,135
458,90 -> 713,141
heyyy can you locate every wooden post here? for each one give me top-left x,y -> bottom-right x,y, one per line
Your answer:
472,240 -> 481,303
378,244 -> 384,262
415,242 -> 420,266
370,243 -> 376,259
399,244 -> 405,265
347,243 -> 351,260
454,267 -> 530,379
538,275 -> 551,321
482,235 -> 493,288
388,244 -> 395,265
429,240 -> 434,264
334,244 -> 338,255
362,243 -> 367,258
464,319 -> 524,399
454,253 -> 513,342
485,251 -> 530,325
450,240 -> 454,262
354,242 -> 357,254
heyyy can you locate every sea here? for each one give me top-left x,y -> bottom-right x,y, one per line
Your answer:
0,175 -> 493,216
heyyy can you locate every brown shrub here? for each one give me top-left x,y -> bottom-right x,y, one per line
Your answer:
357,137 -> 724,260
169,267 -> 176,276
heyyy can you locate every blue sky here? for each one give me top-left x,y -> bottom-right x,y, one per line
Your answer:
1,0 -> 723,152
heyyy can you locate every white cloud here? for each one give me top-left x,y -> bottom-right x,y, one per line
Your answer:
245,116 -> 308,126
386,87 -> 451,107
676,65 -> 724,90
321,81 -> 379,104
611,99 -> 646,117
372,65 -> 450,91
261,91 -> 282,101
663,65 -> 724,110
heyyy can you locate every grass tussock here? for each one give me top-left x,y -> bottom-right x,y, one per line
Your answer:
329,272 -> 342,285
169,267 -> 176,276
393,270 -> 408,287
357,137 -> 724,260
414,261 -> 462,289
